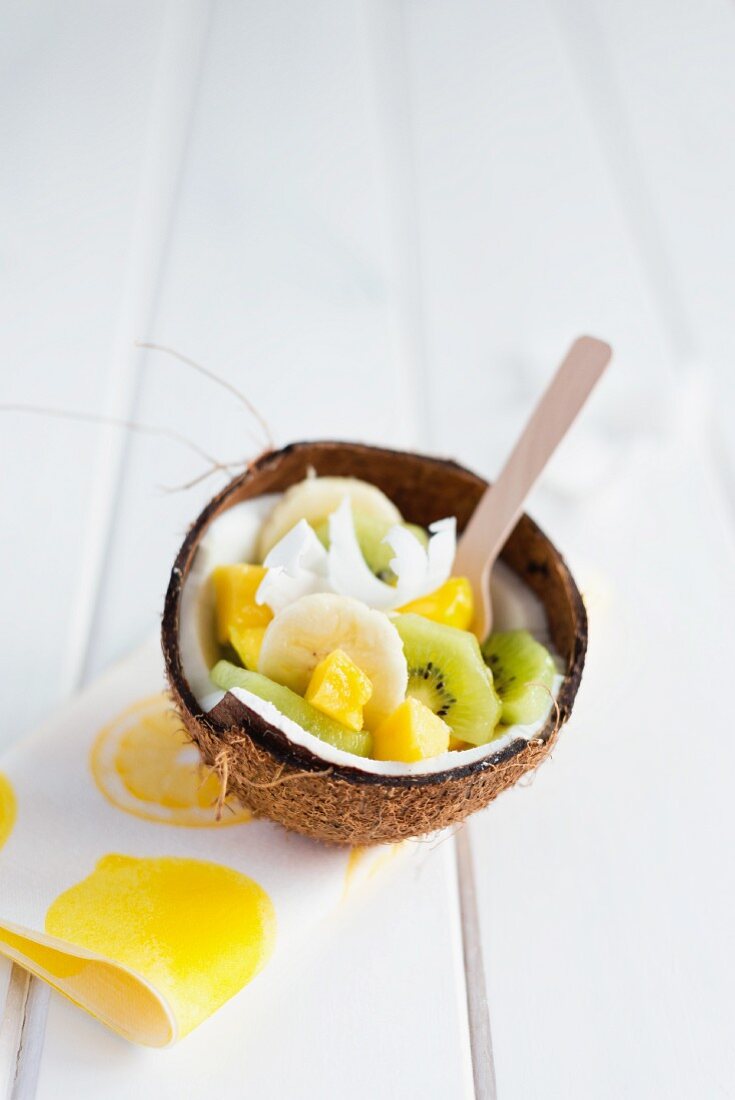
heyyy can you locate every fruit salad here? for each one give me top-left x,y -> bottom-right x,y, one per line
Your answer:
186,475 -> 560,767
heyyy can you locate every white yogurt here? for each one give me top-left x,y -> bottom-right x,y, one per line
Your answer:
179,494 -> 563,776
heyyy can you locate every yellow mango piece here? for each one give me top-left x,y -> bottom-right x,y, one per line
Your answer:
398,576 -> 474,631
448,735 -> 472,752
212,565 -> 272,645
228,624 -> 268,671
373,697 -> 450,763
305,649 -> 373,732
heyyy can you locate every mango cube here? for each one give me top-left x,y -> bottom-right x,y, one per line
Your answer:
398,576 -> 474,631
373,697 -> 450,763
228,624 -> 268,671
305,649 -> 373,732
212,564 -> 272,645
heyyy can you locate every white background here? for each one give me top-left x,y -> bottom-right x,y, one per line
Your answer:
1,2 -> 734,1097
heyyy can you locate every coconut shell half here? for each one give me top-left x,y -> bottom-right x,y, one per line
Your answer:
162,441 -> 587,845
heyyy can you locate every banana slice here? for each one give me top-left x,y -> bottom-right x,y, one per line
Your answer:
258,593 -> 407,729
257,476 -> 402,561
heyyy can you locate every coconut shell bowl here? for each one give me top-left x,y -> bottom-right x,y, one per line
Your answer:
162,440 -> 586,846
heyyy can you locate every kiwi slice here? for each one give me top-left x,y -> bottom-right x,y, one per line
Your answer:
313,512 -> 427,582
481,630 -> 555,725
393,614 -> 501,746
211,660 -> 372,758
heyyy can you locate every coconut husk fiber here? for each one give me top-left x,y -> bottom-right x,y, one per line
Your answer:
162,441 -> 587,846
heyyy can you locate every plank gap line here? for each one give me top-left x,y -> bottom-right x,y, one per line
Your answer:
456,826 -> 497,1100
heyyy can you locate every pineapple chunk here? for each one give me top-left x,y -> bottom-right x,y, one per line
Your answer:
398,576 -> 474,631
212,564 -> 272,645
305,649 -> 373,732
373,698 -> 450,763
228,624 -> 267,671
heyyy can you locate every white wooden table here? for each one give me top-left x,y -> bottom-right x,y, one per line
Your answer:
1,2 -> 734,1096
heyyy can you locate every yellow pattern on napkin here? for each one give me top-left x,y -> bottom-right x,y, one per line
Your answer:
0,772 -> 16,849
90,694 -> 252,827
45,854 -> 276,1040
0,638 -> 404,1046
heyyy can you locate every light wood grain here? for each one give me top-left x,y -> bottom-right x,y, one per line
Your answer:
0,969 -> 29,1099
553,0 -> 735,498
0,0 -> 165,749
456,827 -> 496,1100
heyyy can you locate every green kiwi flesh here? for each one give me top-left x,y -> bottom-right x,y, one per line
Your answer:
392,614 -> 502,745
312,512 -> 427,581
210,660 -> 373,758
481,630 -> 556,725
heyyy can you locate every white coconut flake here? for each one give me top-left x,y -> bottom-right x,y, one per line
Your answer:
326,498 -> 396,607
253,499 -> 456,614
426,517 -> 457,584
256,519 -> 330,614
327,499 -> 456,610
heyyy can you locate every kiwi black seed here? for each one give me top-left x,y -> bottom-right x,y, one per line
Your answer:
407,658 -> 458,721
392,614 -> 501,745
481,629 -> 556,726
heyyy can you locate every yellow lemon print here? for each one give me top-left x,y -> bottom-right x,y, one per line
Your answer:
45,854 -> 276,1039
91,694 -> 251,827
0,772 -> 16,850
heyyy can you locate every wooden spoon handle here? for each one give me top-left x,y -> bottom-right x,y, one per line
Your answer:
454,335 -> 612,638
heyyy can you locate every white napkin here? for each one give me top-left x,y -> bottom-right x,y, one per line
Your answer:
0,636 -> 404,1046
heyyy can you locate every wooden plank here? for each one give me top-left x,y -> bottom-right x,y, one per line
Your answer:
0,968 -> 10,1041
0,968 -> 28,1100
473,450 -> 735,1098
8,979 -> 50,1100
402,0 -> 675,476
456,827 -> 496,1100
0,1 -> 211,1094
0,0 -> 167,751
552,0 -> 735,484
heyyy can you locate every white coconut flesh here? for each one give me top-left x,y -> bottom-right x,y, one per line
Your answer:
178,493 -> 564,778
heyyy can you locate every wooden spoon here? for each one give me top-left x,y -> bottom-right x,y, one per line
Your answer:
453,335 -> 612,642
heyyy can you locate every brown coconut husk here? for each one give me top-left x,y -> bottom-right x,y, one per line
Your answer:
162,441 -> 587,846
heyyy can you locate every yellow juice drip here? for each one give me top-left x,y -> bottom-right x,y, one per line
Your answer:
343,844 -> 402,900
